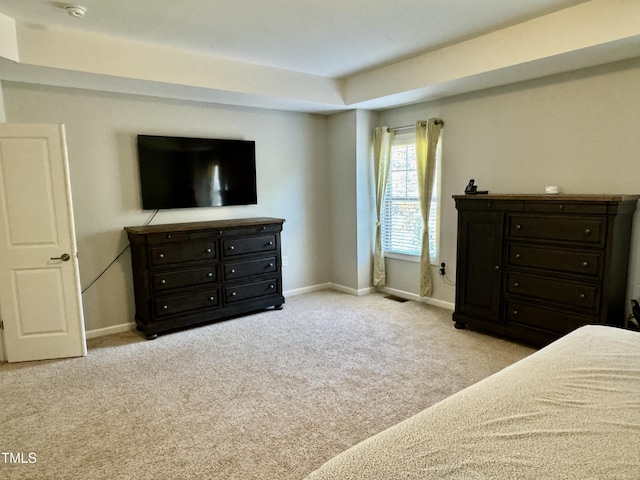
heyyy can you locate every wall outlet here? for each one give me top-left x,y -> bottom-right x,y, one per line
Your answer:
282,256 -> 288,267
439,262 -> 446,276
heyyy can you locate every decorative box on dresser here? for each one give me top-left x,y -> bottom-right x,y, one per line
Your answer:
452,195 -> 639,346
125,217 -> 285,339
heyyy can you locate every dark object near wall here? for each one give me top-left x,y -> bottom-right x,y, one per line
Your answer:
136,135 -> 257,209
125,217 -> 284,339
464,179 -> 488,195
452,194 -> 639,346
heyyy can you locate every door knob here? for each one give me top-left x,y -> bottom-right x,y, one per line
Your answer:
51,253 -> 71,261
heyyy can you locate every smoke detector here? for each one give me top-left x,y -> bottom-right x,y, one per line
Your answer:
65,5 -> 87,18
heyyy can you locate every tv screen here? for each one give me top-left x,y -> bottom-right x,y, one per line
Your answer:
136,135 -> 257,210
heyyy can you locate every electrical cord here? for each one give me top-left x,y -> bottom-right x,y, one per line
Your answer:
441,272 -> 456,287
438,262 -> 456,287
81,209 -> 159,295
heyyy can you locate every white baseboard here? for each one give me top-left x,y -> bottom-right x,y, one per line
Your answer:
329,283 -> 374,296
85,322 -> 135,339
378,286 -> 455,311
85,287 -> 333,340
85,285 -> 453,339
284,283 -> 374,298
286,283 -> 453,309
423,297 -> 455,311
284,283 -> 333,297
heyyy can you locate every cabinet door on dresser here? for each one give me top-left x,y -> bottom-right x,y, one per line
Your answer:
453,209 -> 504,327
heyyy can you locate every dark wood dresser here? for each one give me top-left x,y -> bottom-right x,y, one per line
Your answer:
452,195 -> 639,346
125,217 -> 285,339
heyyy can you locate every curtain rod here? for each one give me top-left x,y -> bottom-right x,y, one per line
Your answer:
388,119 -> 444,132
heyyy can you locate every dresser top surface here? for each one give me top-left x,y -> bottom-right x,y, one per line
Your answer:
124,217 -> 285,235
452,194 -> 640,202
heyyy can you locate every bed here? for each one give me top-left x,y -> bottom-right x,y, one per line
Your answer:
304,325 -> 640,479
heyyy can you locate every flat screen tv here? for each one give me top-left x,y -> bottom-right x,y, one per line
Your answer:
136,135 -> 257,210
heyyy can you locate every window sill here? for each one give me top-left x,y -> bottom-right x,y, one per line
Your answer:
384,252 -> 420,263
384,251 -> 438,266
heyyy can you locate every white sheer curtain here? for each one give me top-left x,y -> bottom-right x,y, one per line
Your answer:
416,119 -> 443,297
372,126 -> 394,287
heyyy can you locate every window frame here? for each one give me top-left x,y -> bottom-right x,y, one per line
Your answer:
381,131 -> 441,264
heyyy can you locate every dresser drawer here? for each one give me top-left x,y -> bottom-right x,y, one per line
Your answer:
151,266 -> 218,292
153,290 -> 220,317
524,202 -> 608,215
224,257 -> 277,281
506,272 -> 600,312
222,235 -> 277,257
224,279 -> 279,303
504,300 -> 593,334
222,223 -> 282,237
508,215 -> 605,246
507,245 -> 603,278
149,241 -> 218,266
147,232 -> 191,245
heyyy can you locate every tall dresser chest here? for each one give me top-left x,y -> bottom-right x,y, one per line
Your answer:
452,195 -> 639,346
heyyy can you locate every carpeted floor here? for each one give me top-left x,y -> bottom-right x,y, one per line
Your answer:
0,290 -> 534,479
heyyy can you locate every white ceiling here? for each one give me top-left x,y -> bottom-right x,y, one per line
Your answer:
2,0 -> 639,113
1,0 -> 588,78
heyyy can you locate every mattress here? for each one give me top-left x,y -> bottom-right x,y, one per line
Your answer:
304,325 -> 640,479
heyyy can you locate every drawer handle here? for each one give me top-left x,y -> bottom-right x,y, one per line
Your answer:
160,279 -> 166,285
219,230 -> 223,235
513,310 -> 518,316
209,296 -> 215,301
516,224 -> 522,230
205,248 -> 212,253
261,226 -> 266,230
580,293 -> 586,299
158,253 -> 165,259
513,282 -> 519,288
207,272 -> 213,277
515,253 -> 521,259
229,245 -> 235,250
162,305 -> 168,310
231,292 -> 237,296
166,234 -> 172,239
585,229 -> 591,235
270,284 -> 275,289
494,265 -> 500,271
559,204 -> 564,210
230,269 -> 236,274
269,263 -> 274,267
582,261 -> 589,268
268,241 -> 274,246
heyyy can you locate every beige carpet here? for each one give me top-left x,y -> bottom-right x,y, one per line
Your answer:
0,290 -> 534,480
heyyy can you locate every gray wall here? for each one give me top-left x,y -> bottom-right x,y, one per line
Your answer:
3,82 -> 332,332
327,110 -> 358,291
378,58 -> 640,310
326,109 -> 378,295
3,56 -> 640,333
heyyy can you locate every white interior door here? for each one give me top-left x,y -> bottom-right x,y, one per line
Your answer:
0,124 -> 86,362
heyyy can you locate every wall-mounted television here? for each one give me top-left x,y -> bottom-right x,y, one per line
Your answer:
136,135 -> 257,210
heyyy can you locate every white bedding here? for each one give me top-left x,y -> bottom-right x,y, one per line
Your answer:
304,325 -> 640,479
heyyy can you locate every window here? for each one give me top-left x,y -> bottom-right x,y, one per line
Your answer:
382,132 -> 440,262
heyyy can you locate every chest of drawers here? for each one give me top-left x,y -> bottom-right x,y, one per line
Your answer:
452,195 -> 638,346
125,217 -> 284,339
